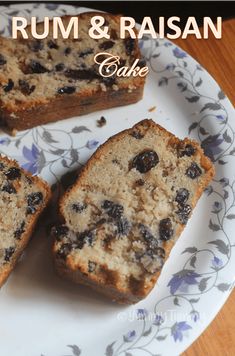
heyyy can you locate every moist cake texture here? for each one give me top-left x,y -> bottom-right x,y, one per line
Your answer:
0,156 -> 51,286
0,12 -> 145,132
52,119 -> 215,303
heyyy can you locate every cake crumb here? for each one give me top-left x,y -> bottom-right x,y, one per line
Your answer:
112,84 -> 119,91
148,106 -> 156,112
97,116 -> 107,128
100,83 -> 107,92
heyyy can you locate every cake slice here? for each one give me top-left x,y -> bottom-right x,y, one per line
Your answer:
52,120 -> 215,303
0,12 -> 145,132
0,156 -> 51,287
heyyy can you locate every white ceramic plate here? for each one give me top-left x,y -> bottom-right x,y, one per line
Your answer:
0,4 -> 234,356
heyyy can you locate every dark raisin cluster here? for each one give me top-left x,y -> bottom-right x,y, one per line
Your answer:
4,246 -> 15,262
145,246 -> 165,271
76,230 -> 95,249
102,76 -> 116,87
102,200 -> 124,219
177,143 -> 196,157
57,243 -> 72,260
0,54 -> 7,65
186,162 -> 202,179
79,48 -> 94,58
159,218 -> 174,241
19,80 -> 36,96
3,79 -> 14,93
71,202 -> 87,213
55,63 -> 65,72
130,129 -> 144,140
136,244 -> 165,273
54,226 -> 96,259
139,224 -> 158,250
14,221 -> 25,239
131,150 -> 159,173
26,192 -> 43,214
147,246 -> 165,259
101,200 -> 131,236
175,188 -> 189,205
176,204 -> 192,224
116,217 -> 131,236
57,86 -> 76,95
99,40 -> 115,50
88,260 -> 97,273
28,40 -> 44,52
138,59 -> 147,68
175,188 -> 192,224
136,224 -> 166,272
47,40 -> 59,49
52,225 -> 69,241
28,61 -> 49,74
5,167 -> 21,180
64,47 -> 72,55
2,182 -> 16,194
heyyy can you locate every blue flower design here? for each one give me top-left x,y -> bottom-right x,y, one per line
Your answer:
123,330 -> 136,343
216,115 -> 225,122
171,321 -> 192,342
153,314 -> 164,326
201,134 -> 224,162
190,310 -> 200,322
167,269 -> 201,294
86,139 -> 99,150
22,144 -> 40,175
0,137 -> 10,146
173,47 -> 187,59
164,42 -> 172,47
212,256 -> 223,269
178,281 -> 190,293
136,308 -> 148,320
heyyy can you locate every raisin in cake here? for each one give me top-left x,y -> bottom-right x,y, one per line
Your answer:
0,12 -> 145,132
52,119 -> 214,303
0,156 -> 51,286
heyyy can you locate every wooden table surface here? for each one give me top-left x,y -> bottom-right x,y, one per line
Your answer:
173,18 -> 235,356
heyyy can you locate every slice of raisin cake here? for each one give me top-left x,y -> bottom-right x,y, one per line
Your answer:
0,12 -> 145,132
0,156 -> 51,287
52,120 -> 215,303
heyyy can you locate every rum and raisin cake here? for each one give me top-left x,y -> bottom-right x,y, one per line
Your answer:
52,119 -> 215,303
0,12 -> 145,132
0,155 -> 51,287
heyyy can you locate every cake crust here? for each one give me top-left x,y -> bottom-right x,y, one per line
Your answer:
0,86 -> 143,131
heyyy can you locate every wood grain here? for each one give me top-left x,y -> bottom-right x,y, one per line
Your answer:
172,19 -> 235,355
173,19 -> 235,105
